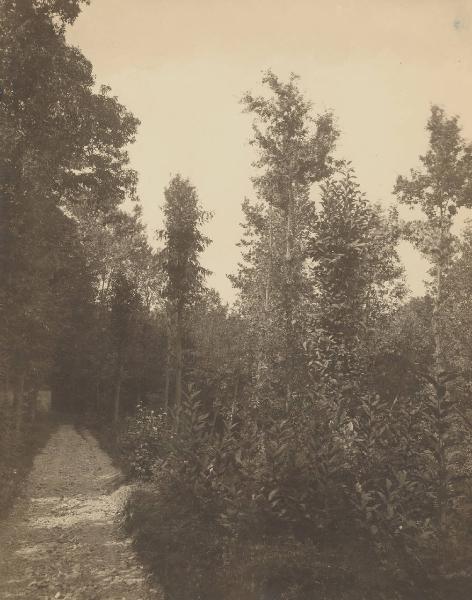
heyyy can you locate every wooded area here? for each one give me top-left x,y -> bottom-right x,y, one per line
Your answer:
3,1 -> 472,599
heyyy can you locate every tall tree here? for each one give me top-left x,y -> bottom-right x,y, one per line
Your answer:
394,105 -> 472,550
230,199 -> 286,405
307,164 -> 405,428
241,71 -> 338,409
159,175 -> 211,422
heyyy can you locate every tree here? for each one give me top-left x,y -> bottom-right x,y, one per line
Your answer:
394,105 -> 472,551
241,71 -> 338,408
159,175 -> 211,423
310,165 -> 404,373
230,199 -> 286,405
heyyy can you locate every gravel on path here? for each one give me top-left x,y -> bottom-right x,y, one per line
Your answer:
0,424 -> 163,600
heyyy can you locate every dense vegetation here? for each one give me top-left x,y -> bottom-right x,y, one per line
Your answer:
2,2 -> 472,599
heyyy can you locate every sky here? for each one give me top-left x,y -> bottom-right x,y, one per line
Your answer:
67,0 -> 472,303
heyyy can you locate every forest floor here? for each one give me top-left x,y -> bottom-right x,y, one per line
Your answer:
0,423 -> 164,600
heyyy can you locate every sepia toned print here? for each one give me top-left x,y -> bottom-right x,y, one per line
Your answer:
2,0 -> 472,598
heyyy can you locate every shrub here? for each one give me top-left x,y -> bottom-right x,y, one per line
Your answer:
118,403 -> 169,478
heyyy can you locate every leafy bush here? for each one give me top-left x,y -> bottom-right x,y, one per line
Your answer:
119,378 -> 472,599
117,403 -> 169,478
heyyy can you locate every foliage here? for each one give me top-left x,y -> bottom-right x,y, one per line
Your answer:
158,175 -> 212,419
118,403 -> 168,478
311,165 -> 405,347
239,71 -> 338,408
394,106 -> 472,560
117,89 -> 472,600
159,175 -> 212,310
0,0 -> 143,426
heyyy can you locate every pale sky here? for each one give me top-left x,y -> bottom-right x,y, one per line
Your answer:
67,0 -> 472,303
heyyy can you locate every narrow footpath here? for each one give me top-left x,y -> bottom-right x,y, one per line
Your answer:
0,424 -> 163,600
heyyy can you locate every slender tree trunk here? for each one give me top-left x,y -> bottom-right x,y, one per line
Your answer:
95,379 -> 101,413
256,207 -> 274,396
30,385 -> 39,423
432,206 -> 448,560
137,319 -> 148,406
15,372 -> 25,435
231,373 -> 240,425
433,270 -> 444,374
113,361 -> 124,426
164,350 -> 171,412
5,369 -> 13,407
164,315 -> 171,412
174,305 -> 183,426
433,208 -> 445,377
284,187 -> 295,413
265,206 -> 274,312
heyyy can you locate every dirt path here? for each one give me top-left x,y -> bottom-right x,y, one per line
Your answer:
0,424 -> 163,600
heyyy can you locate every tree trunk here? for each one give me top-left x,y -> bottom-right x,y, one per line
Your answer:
284,188 -> 295,412
164,352 -> 171,412
113,362 -> 124,426
138,318 -> 148,406
15,372 -> 25,435
174,306 -> 183,427
256,208 -> 274,397
164,317 -> 171,412
4,369 -> 13,407
432,206 -> 448,559
265,206 -> 274,312
95,379 -> 101,413
231,373 -> 240,425
30,385 -> 39,423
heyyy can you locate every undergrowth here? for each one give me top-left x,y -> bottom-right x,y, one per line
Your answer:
115,390 -> 472,600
